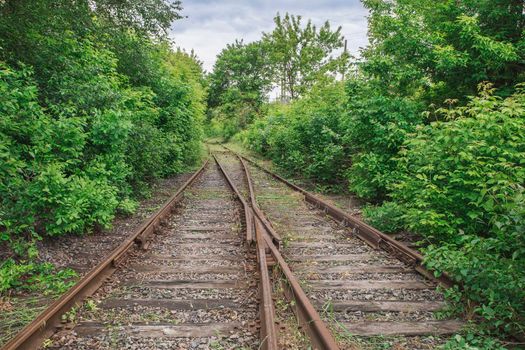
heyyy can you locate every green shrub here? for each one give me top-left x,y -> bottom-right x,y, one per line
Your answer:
244,82 -> 348,183
0,64 -> 119,238
0,0 -> 205,295
423,186 -> 525,335
441,333 -> 506,350
243,105 -> 284,154
343,80 -> 424,201
393,85 -> 525,335
0,259 -> 77,295
27,164 -> 119,236
117,198 -> 139,216
393,84 -> 525,241
362,202 -> 405,234
0,45 -> 204,247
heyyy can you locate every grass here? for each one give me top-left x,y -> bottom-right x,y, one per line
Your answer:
320,301 -> 452,350
0,296 -> 49,346
271,267 -> 311,349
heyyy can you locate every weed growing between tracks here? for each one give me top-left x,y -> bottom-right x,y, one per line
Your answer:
0,296 -> 55,345
319,300 -> 451,350
0,261 -> 78,345
271,267 -> 310,349
0,260 -> 77,295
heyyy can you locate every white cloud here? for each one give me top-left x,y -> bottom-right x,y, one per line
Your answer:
169,0 -> 369,72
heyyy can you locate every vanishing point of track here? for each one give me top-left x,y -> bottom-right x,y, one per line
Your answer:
2,147 -> 463,350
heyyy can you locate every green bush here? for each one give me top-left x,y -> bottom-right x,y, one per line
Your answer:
244,82 -> 348,183
117,198 -> 139,216
441,333 -> 506,350
0,259 -> 77,295
0,19 -> 205,243
393,85 -> 525,335
0,0 -> 205,296
362,202 -> 405,234
425,229 -> 525,335
393,84 -> 525,241
342,80 -> 424,201
0,64 -> 118,239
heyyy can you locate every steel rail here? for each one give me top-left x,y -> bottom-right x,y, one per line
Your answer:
239,155 -> 281,247
218,152 -> 340,350
213,155 -> 278,350
2,160 -> 209,350
260,230 -> 340,350
225,146 -> 453,288
254,217 -> 280,350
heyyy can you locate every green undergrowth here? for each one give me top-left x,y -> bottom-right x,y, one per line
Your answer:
0,259 -> 77,295
0,296 -> 48,346
0,262 -> 77,346
362,202 -> 405,234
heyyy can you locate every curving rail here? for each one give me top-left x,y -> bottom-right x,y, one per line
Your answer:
224,146 -> 454,288
214,153 -> 340,350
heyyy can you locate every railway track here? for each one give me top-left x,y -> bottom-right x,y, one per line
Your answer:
2,147 -> 463,350
214,147 -> 464,349
53,161 -> 262,349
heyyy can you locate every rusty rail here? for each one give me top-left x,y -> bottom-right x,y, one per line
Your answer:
254,219 -> 280,350
261,230 -> 340,350
2,160 -> 209,350
213,155 -> 278,350
226,147 -> 453,288
211,154 -> 254,245
215,153 -> 340,350
239,156 -> 281,248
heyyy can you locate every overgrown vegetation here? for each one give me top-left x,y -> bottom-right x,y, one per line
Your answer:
208,0 -> 525,346
205,13 -> 349,139
0,0 -> 204,294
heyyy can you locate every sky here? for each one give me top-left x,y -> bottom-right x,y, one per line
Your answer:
169,0 -> 370,73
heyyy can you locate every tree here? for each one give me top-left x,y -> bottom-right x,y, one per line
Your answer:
262,13 -> 349,101
206,40 -> 272,138
362,0 -> 525,106
342,0 -> 525,201
208,40 -> 272,109
0,0 -> 204,259
91,0 -> 183,37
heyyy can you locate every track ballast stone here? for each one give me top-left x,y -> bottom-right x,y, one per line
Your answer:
224,150 -> 463,350
46,163 -> 261,350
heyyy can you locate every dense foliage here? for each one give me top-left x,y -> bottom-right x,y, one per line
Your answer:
0,0 -> 204,292
242,82 -> 348,184
206,40 -> 272,140
206,13 -> 349,139
395,85 -> 525,335
214,0 -> 525,344
262,13 -> 349,100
